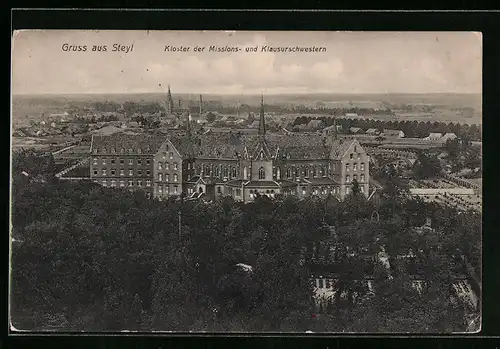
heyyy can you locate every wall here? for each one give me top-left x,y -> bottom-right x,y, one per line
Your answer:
410,188 -> 475,195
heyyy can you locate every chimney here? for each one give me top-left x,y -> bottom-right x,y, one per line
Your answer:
199,94 -> 203,115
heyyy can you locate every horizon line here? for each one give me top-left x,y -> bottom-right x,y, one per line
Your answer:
12,91 -> 482,96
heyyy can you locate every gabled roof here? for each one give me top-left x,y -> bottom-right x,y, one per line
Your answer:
90,133 -> 167,154
366,128 -> 379,133
330,138 -> 358,159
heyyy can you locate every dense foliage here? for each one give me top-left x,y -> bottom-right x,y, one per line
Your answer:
10,153 -> 481,332
293,116 -> 482,141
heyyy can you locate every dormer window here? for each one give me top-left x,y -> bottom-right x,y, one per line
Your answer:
137,148 -> 142,154
111,148 -> 116,153
93,148 -> 98,154
260,152 -> 263,160
120,148 -> 125,153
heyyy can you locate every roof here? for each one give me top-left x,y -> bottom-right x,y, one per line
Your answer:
276,179 -> 298,188
330,138 -> 357,159
244,180 -> 281,188
91,133 -> 167,154
383,129 -> 403,135
350,127 -> 362,133
307,177 -> 339,185
428,132 -> 443,138
225,179 -> 247,187
92,125 -> 125,136
366,128 -> 379,133
307,120 -> 324,129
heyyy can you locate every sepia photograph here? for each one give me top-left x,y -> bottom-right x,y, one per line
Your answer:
10,30 -> 482,333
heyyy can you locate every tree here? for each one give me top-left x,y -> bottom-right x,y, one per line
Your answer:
206,112 -> 217,123
413,152 -> 442,179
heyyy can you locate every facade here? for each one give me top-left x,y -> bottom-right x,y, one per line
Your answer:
89,96 -> 370,202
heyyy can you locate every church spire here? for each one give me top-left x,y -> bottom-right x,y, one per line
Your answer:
259,93 -> 266,137
167,84 -> 174,114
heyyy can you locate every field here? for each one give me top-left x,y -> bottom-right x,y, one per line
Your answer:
12,92 -> 482,127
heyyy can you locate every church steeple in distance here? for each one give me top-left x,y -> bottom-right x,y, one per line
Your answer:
259,93 -> 266,137
166,84 -> 174,114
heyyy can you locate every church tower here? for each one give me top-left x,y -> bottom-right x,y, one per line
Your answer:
166,85 -> 175,114
259,93 -> 266,137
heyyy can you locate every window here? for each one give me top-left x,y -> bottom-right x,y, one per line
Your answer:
137,148 -> 142,154
129,169 -> 133,176
319,279 -> 324,289
173,174 -> 178,182
224,167 -> 229,178
232,167 -> 237,178
345,163 -> 349,171
146,180 -> 151,187
165,174 -> 169,182
361,186 -> 365,193
346,175 -> 350,183
173,163 -> 178,170
129,159 -> 133,165
360,174 -> 365,182
295,168 -> 300,178
158,185 -> 163,194
120,180 -> 125,187
111,169 -> 116,176
128,180 -> 133,186
102,180 -> 107,187
345,187 -> 350,195
158,162 -> 162,170
111,159 -> 116,165
314,188 -> 318,195
304,168 -> 309,177
353,163 -> 357,171
111,180 -> 116,187
146,159 -> 151,165
146,170 -> 151,176
326,279 -> 331,288
129,148 -> 133,153
276,167 -> 281,179
138,170 -> 142,175
103,158 -> 106,165
353,174 -> 357,181
243,166 -> 248,180
313,167 -> 317,177
360,163 -> 365,171
120,158 -> 124,165
165,163 -> 169,170
158,173 -> 163,181
215,166 -> 220,177
258,167 -> 265,180
169,152 -> 173,159
286,167 -> 291,178
138,159 -> 142,165
217,187 -> 222,194
302,187 -> 306,195
174,186 -> 178,194
350,153 -> 353,160
93,158 -> 98,165
236,188 -> 241,196
102,169 -> 106,176
93,170 -> 98,175
120,169 -> 124,176
137,180 -> 142,187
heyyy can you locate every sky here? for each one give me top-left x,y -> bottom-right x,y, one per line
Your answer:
11,30 -> 482,95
